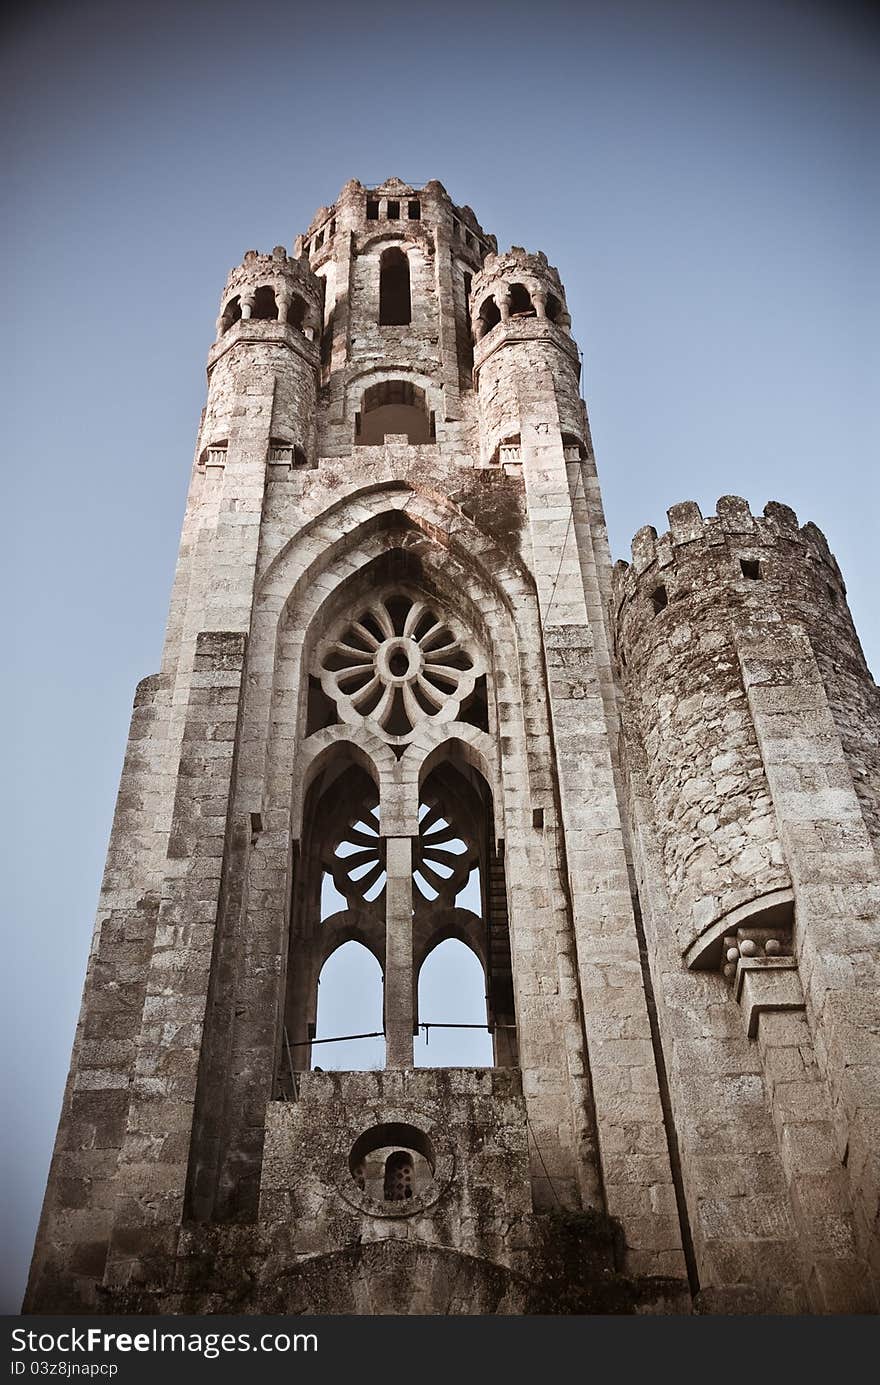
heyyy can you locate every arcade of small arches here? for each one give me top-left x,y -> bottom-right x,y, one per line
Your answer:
217,283 -> 320,339
473,281 -> 566,339
216,249 -> 573,451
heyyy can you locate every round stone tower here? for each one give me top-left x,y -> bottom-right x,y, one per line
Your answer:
610,494 -> 878,959
201,246 -> 323,467
470,248 -> 587,465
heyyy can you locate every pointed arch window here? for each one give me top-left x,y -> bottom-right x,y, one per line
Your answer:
313,941 -> 385,1072
415,939 -> 493,1068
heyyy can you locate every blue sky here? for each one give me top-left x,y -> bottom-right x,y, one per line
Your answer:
1,0 -> 877,1311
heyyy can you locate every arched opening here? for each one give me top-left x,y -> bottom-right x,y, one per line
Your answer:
349,1123 -> 435,1201
508,283 -> 535,318
414,939 -> 493,1068
219,295 -> 241,333
478,295 -> 501,336
313,941 -> 385,1071
412,754 -> 518,1067
545,293 -> 562,323
379,247 -> 411,325
287,295 -> 307,332
355,380 -> 432,445
251,285 -> 278,320
383,1150 -> 415,1200
282,756 -> 385,1083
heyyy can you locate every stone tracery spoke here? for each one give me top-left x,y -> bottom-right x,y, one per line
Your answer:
414,799 -> 475,904
423,662 -> 464,686
402,600 -> 433,639
421,639 -> 459,659
335,639 -> 375,661
401,681 -> 427,724
413,674 -> 446,709
346,824 -> 382,849
331,804 -> 386,906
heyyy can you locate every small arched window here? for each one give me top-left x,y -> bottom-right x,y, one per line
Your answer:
220,295 -> 241,334
545,293 -> 562,323
478,295 -> 501,336
379,247 -> 411,325
251,285 -> 278,320
383,1150 -> 415,1201
508,283 -> 535,318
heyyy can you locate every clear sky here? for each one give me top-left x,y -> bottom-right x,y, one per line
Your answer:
1,0 -> 877,1312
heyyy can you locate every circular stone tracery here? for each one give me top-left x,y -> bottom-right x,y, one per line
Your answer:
316,593 -> 478,741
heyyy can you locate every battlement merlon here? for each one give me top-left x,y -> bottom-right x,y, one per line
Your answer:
611,496 -> 848,618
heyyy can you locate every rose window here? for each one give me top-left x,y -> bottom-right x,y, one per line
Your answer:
316,593 -> 478,740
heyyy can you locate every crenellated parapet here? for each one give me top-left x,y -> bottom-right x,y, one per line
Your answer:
294,178 -> 497,269
612,493 -> 869,701
612,496 -> 853,643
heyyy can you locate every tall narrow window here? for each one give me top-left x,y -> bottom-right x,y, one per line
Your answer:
457,270 -> 474,388
313,941 -> 385,1072
379,247 -> 411,325
414,939 -> 493,1068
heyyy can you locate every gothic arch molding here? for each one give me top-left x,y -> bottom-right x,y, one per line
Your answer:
257,479 -> 533,608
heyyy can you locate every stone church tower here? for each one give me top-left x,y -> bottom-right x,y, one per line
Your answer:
26,179 -> 880,1315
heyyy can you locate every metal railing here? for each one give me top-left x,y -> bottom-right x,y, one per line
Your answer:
278,1021 -> 518,1099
